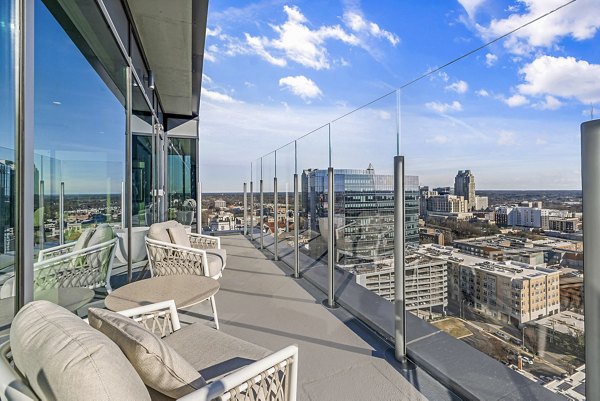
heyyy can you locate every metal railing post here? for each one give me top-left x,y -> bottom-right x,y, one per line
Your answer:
260,179 -> 264,249
394,155 -> 406,361
250,181 -> 254,239
582,119 -> 600,401
59,182 -> 64,245
324,167 -> 337,308
293,173 -> 300,278
243,183 -> 247,235
38,180 -> 44,250
274,176 -> 279,260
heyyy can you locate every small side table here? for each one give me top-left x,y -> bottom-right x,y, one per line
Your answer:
105,275 -> 220,329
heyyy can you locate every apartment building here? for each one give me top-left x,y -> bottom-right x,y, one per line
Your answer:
441,250 -> 561,325
352,251 -> 448,315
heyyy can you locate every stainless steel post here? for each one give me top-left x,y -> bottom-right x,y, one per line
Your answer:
15,0 -> 35,309
394,155 -> 406,361
39,180 -> 44,250
59,182 -> 64,245
250,181 -> 254,239
125,65 -> 133,283
325,167 -> 336,308
260,179 -> 264,249
582,119 -> 600,401
293,173 -> 300,278
243,182 -> 247,236
274,177 -> 279,260
285,183 -> 289,232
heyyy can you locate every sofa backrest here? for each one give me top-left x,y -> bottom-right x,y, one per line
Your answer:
147,221 -> 180,244
8,301 -> 151,401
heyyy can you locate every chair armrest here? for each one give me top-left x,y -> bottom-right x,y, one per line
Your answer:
0,342 -> 39,401
145,237 -> 210,277
37,242 -> 76,262
117,300 -> 182,337
178,345 -> 299,401
188,233 -> 220,249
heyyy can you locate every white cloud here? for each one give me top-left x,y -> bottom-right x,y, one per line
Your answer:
476,89 -> 489,97
517,56 -> 600,103
533,95 -> 562,110
535,138 -> 548,145
244,81 -> 255,88
445,80 -> 469,94
497,130 -> 516,146
201,88 -> 240,104
279,75 -> 322,100
457,0 -> 486,18
208,5 -> 397,70
474,0 -> 600,55
343,11 -> 400,46
503,94 -> 529,107
204,51 -> 216,63
426,135 -> 450,144
202,74 -> 212,84
206,26 -> 222,37
485,53 -> 498,67
425,101 -> 463,113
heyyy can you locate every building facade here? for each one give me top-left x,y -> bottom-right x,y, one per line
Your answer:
454,170 -> 476,210
302,166 -> 419,265
426,194 -> 468,214
353,251 -> 448,315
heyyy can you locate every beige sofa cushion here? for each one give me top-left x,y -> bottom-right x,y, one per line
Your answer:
167,225 -> 192,248
10,300 -> 150,401
206,249 -> 227,277
72,227 -> 95,252
87,223 -> 114,247
164,322 -> 270,381
88,307 -> 206,399
148,220 -> 180,243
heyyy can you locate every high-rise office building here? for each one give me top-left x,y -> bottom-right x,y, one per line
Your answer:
454,170 -> 476,210
302,165 -> 419,265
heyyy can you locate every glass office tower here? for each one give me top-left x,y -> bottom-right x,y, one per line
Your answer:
302,165 -> 419,266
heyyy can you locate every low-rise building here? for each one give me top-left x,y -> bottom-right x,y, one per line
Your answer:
352,251 -> 448,317
548,217 -> 581,233
425,245 -> 561,325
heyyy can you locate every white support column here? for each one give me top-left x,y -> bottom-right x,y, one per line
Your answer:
581,119 -> 600,401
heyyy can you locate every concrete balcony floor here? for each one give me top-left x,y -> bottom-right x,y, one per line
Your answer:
179,234 -> 458,401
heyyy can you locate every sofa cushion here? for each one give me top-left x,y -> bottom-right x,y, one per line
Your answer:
72,227 -> 95,252
164,323 -> 270,381
10,300 -> 150,401
87,224 -> 114,247
167,225 -> 192,248
206,249 -> 227,277
88,308 -> 206,399
148,221 -> 180,243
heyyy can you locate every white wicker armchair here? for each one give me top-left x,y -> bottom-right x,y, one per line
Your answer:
145,221 -> 226,280
0,238 -> 118,299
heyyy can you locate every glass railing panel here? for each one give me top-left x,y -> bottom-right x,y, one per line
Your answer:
275,143 -> 295,247
329,92 -> 399,300
401,48 -> 585,387
296,125 -> 331,272
261,152 -> 275,250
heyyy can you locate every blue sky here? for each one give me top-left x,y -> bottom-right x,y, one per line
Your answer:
199,0 -> 600,191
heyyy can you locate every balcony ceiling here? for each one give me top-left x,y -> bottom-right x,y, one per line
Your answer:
126,0 -> 207,117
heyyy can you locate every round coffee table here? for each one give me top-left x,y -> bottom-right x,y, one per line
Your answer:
105,275 -> 220,317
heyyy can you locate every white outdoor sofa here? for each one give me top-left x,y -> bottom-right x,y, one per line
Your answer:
146,221 -> 227,280
0,300 -> 298,401
0,224 -> 118,298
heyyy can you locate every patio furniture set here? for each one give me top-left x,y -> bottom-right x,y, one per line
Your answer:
0,221 -> 299,400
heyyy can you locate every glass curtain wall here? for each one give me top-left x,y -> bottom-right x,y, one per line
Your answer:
167,137 -> 197,227
31,0 -> 126,306
0,0 -> 18,328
